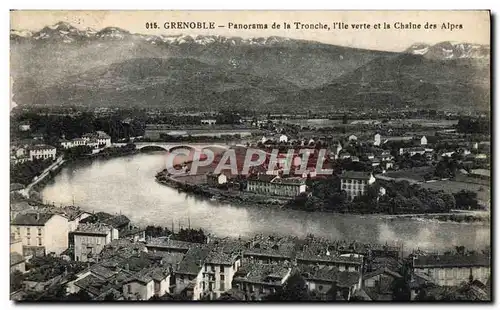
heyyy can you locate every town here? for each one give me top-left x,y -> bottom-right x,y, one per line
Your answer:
9,106 -> 491,301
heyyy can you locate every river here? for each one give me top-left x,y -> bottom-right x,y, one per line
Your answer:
40,153 -> 490,252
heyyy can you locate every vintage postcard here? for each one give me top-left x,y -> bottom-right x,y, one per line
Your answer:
9,10 -> 491,302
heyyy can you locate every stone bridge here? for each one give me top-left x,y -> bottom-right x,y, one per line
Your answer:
132,142 -> 231,152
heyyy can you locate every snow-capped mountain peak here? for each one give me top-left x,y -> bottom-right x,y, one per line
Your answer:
406,41 -> 490,60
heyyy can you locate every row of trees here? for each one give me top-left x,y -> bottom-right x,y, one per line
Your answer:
10,158 -> 54,186
145,226 -> 208,244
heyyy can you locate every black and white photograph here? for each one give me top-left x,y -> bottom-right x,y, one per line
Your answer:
8,10 -> 491,302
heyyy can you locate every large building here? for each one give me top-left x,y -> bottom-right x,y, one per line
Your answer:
246,175 -> 307,197
412,254 -> 490,287
11,212 -> 69,256
73,223 -> 119,263
340,171 -> 376,201
26,144 -> 57,161
231,262 -> 292,301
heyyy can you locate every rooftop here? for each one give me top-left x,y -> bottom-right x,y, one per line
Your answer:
413,254 -> 490,268
11,212 -> 56,226
74,223 -> 113,235
146,237 -> 197,251
176,246 -> 211,275
340,171 -> 373,180
300,265 -> 361,288
26,144 -> 56,151
233,262 -> 290,285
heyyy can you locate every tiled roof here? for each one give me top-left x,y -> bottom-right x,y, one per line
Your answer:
11,212 -> 56,226
26,144 -> 55,151
340,171 -> 373,180
413,254 -> 490,268
233,262 -> 290,285
176,246 -> 210,275
363,267 -> 402,280
301,265 -> 361,288
103,215 -> 130,229
75,223 -> 112,235
146,237 -> 196,251
247,174 -> 277,183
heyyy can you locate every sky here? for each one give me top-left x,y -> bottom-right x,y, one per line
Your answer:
10,10 -> 490,52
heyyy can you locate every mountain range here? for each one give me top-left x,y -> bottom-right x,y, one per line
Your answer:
10,21 -> 490,112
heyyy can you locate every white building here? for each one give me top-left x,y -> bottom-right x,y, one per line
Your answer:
348,135 -> 358,142
340,171 -> 376,201
123,267 -> 171,300
246,175 -> 307,197
279,134 -> 288,143
19,122 -> 31,132
421,136 -> 428,146
27,144 -> 56,161
413,254 -> 490,287
11,213 -> 70,256
201,119 -> 217,126
374,134 -> 381,146
73,223 -> 119,262
96,131 -> 112,147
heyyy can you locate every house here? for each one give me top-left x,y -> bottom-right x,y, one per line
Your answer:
348,135 -> 358,142
302,265 -> 362,301
174,246 -> 211,300
26,144 -> 56,161
10,252 -> 26,273
60,139 -> 73,149
362,267 -> 402,301
243,236 -> 296,264
400,147 -> 426,157
231,262 -> 292,301
102,214 -> 132,235
366,153 -> 375,160
246,175 -> 307,197
279,134 -> 288,143
201,119 -> 217,126
412,254 -> 490,287
19,122 -> 31,132
73,223 -> 119,262
374,134 -> 381,146
340,171 -> 376,201
96,131 -> 112,147
421,136 -> 428,146
72,138 -> 87,147
11,212 -> 70,256
203,246 -> 243,300
339,152 -> 351,160
122,267 -> 171,300
206,172 -> 228,187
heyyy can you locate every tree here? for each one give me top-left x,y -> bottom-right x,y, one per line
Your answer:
266,273 -> 311,301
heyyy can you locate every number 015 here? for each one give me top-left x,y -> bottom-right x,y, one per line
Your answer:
146,22 -> 158,29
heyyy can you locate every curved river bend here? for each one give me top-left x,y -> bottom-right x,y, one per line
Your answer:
41,153 -> 490,252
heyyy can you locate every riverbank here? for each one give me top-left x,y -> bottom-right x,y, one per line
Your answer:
155,172 -> 490,224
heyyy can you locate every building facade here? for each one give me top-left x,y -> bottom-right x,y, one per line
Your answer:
340,171 -> 376,201
27,144 -> 57,161
11,213 -> 69,256
412,254 -> 490,287
246,175 -> 307,197
73,223 -> 119,262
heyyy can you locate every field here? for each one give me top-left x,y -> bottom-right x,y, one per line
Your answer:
384,167 -> 434,183
420,180 -> 490,207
